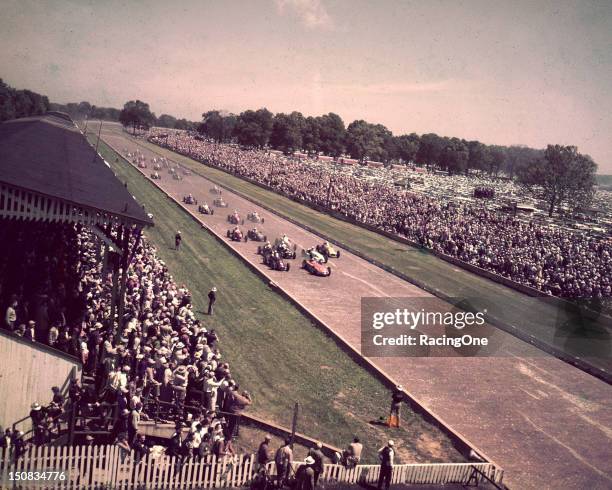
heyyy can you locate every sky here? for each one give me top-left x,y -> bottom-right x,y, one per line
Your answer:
1,0 -> 611,173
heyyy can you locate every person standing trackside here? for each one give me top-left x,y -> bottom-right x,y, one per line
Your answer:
308,442 -> 325,487
388,385 -> 404,428
377,440 -> 395,490
208,287 -> 217,315
175,231 -> 182,250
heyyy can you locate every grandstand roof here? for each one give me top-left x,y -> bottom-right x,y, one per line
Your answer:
0,113 -> 153,228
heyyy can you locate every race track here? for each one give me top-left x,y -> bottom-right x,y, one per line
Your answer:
100,123 -> 612,490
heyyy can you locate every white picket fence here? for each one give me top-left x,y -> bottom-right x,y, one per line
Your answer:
0,445 -> 504,489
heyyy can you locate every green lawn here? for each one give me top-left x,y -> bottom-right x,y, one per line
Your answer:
125,134 -> 612,377
88,132 -> 464,464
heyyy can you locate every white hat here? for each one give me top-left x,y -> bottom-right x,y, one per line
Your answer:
388,440 -> 394,447
304,456 -> 315,465
212,287 -> 217,292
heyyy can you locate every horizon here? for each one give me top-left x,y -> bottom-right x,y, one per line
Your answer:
1,0 -> 611,172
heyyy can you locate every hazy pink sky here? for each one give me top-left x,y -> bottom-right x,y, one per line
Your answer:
2,0 -> 611,172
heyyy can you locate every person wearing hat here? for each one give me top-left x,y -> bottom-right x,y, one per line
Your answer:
308,442 -> 325,487
85,434 -> 95,446
377,440 -> 395,490
295,456 -> 316,490
388,385 -> 404,428
30,401 -> 49,444
256,435 -> 273,468
207,287 -> 217,316
175,231 -> 182,250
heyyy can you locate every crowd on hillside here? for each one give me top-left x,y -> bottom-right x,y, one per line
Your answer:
1,220 -> 252,459
149,131 -> 612,300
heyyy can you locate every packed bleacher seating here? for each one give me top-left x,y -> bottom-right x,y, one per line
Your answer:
149,131 -> 612,300
1,220 -> 251,457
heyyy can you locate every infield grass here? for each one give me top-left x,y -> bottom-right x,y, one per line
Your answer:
87,130 -> 465,464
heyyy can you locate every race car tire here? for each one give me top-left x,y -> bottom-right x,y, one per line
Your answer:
286,263 -> 291,272
327,267 -> 332,276
263,235 -> 267,242
337,250 -> 340,258
302,260 -> 307,269
244,236 -> 248,242
226,231 -> 230,237
262,218 -> 265,224
211,209 -> 214,215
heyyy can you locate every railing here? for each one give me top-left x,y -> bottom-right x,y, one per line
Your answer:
0,444 -> 504,489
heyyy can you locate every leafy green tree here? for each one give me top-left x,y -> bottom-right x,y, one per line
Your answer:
317,113 -> 346,157
199,110 -> 236,142
270,111 -> 305,153
394,133 -> 420,164
119,100 -> 156,133
157,114 -> 177,128
233,108 -> 274,148
440,138 -> 469,174
345,120 -> 390,161
302,116 -> 322,155
519,145 -> 597,216
416,133 -> 446,167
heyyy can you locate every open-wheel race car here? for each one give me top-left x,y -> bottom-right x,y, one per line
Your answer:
138,161 -> 147,169
182,168 -> 191,176
210,185 -> 223,195
150,172 -> 161,180
173,173 -> 183,180
227,211 -> 243,225
183,194 -> 198,205
213,197 -> 228,208
246,228 -> 266,242
263,251 -> 290,271
316,241 -> 340,259
247,211 -> 265,224
302,258 -> 331,277
198,203 -> 214,215
274,236 -> 297,259
168,167 -> 176,174
226,227 -> 246,242
153,163 -> 162,171
303,247 -> 327,263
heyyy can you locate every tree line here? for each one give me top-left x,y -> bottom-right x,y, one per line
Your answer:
0,79 -> 50,122
0,80 -> 598,218
117,101 -> 599,216
197,108 -> 549,179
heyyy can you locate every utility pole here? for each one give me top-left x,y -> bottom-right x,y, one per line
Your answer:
290,402 -> 299,449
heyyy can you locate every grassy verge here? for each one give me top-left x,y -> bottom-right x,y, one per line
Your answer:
88,132 -> 464,464
126,133 -> 612,376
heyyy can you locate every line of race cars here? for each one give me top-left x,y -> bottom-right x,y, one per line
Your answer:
180,187 -> 340,277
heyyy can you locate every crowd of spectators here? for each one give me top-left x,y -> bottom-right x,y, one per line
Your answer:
149,131 -> 612,300
1,219 -> 252,459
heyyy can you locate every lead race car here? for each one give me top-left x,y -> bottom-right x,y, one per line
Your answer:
303,246 -> 327,263
226,227 -> 246,242
210,185 -> 223,195
182,194 -> 198,205
246,227 -> 266,242
150,171 -> 161,180
198,202 -> 214,215
227,210 -> 243,225
247,211 -> 265,224
316,241 -> 340,259
302,258 -> 332,277
213,197 -> 228,208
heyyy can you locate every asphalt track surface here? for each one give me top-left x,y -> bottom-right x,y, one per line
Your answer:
101,124 -> 612,490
